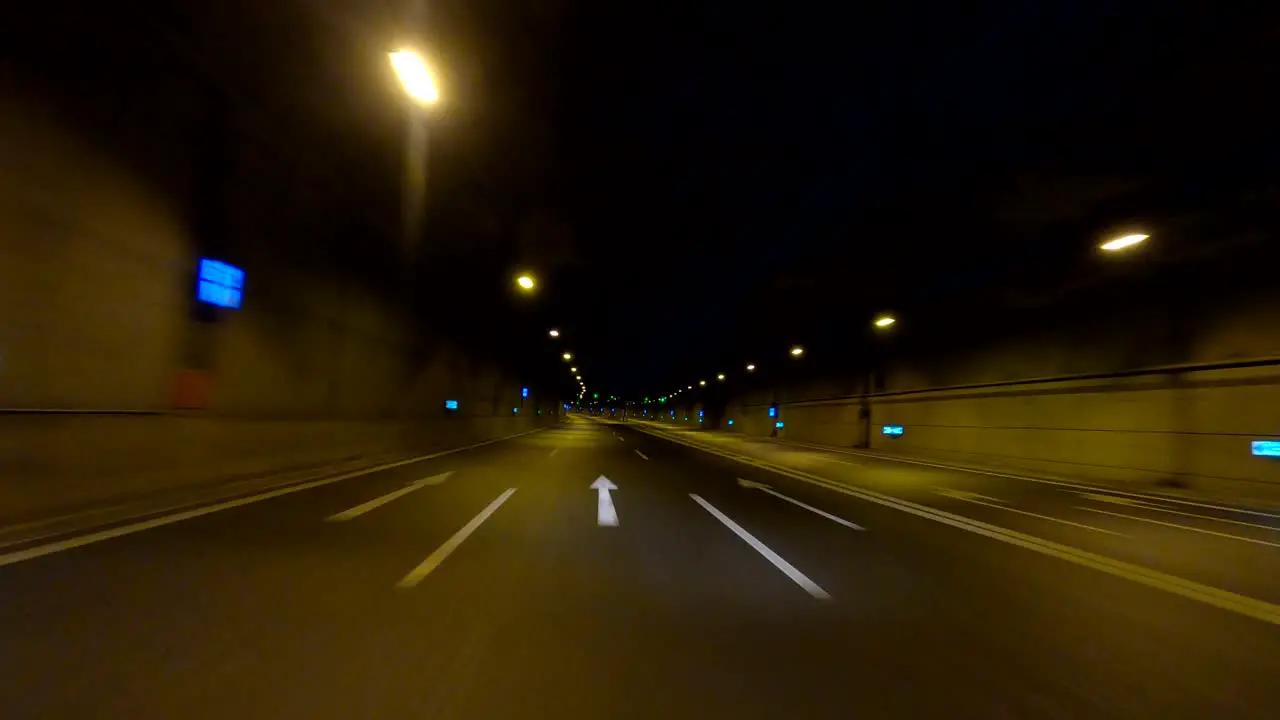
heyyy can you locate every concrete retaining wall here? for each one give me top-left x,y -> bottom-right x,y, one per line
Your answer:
724,361 -> 1280,497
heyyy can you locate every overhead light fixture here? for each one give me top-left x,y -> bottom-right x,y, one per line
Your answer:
746,364 -> 756,372
1100,233 -> 1149,252
548,329 -> 560,338
874,316 -> 896,329
790,346 -> 805,357
717,374 -> 726,381
562,352 -> 573,361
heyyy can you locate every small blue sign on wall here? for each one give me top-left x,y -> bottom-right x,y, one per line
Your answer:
444,400 -> 459,410
882,425 -> 905,436
197,258 -> 244,309
1252,441 -> 1280,457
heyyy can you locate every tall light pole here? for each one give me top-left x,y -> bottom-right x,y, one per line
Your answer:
389,48 -> 439,253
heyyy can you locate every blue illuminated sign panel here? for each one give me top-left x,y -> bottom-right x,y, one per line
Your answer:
512,407 -> 519,414
775,421 -> 785,429
444,400 -> 459,410
197,258 -> 244,309
727,419 -> 734,425
768,407 -> 778,418
1252,441 -> 1280,457
521,387 -> 529,398
699,410 -> 704,418
882,425 -> 905,436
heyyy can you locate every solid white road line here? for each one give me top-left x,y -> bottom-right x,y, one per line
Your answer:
1078,507 -> 1280,548
639,426 -> 1280,626
738,479 -> 863,530
396,489 -> 518,588
777,437 -> 1280,519
1079,492 -> 1280,531
934,489 -> 1126,536
634,449 -> 650,461
326,472 -> 453,521
690,493 -> 831,600
0,429 -> 543,571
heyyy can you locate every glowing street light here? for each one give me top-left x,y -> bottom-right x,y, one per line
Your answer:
516,274 -> 536,291
389,49 -> 440,105
790,346 -> 805,357
1100,233 -> 1149,252
746,364 -> 756,372
699,380 -> 707,387
874,315 -> 896,329
548,329 -> 560,338
687,386 -> 692,390
575,375 -> 582,381
570,367 -> 578,373
717,373 -> 726,381
562,352 -> 573,361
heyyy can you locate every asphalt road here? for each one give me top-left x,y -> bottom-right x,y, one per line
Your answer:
2,416 -> 1279,718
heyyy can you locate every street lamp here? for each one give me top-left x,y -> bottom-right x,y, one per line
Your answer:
746,364 -> 756,372
562,352 -> 573,361
516,274 -> 536,291
389,50 -> 439,105
699,380 -> 707,387
790,346 -> 805,357
874,315 -> 896,329
717,373 -> 726,381
570,367 -> 578,373
1100,233 -> 1149,252
548,329 -> 560,338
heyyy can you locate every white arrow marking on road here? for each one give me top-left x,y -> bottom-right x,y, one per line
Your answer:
326,471 -> 454,521
737,479 -> 863,530
593,476 -> 619,527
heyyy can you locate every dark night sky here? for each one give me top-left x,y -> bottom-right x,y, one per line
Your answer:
9,1 -> 1279,400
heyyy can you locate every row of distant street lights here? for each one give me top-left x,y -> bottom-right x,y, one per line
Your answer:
639,232 -> 1149,405
386,47 -> 1155,414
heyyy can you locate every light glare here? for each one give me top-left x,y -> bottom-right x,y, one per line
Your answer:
1100,233 -> 1149,252
389,50 -> 439,105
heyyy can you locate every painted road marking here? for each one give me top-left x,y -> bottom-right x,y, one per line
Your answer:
0,429 -> 543,571
549,448 -> 559,457
1079,492 -> 1280,532
396,489 -> 517,588
637,426 -> 1280,626
934,487 -> 1124,536
771,438 -> 1280,519
738,479 -> 863,530
691,494 -> 831,600
1077,507 -> 1280,548
592,476 -> 619,527
326,472 -> 453,521
635,449 -> 650,461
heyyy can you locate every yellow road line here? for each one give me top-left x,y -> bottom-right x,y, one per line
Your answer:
1077,507 -> 1280,549
634,426 -> 1280,627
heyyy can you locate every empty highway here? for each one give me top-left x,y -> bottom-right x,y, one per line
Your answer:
2,416 -> 1278,718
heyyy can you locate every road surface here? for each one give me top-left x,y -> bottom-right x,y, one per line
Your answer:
2,416 -> 1278,718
